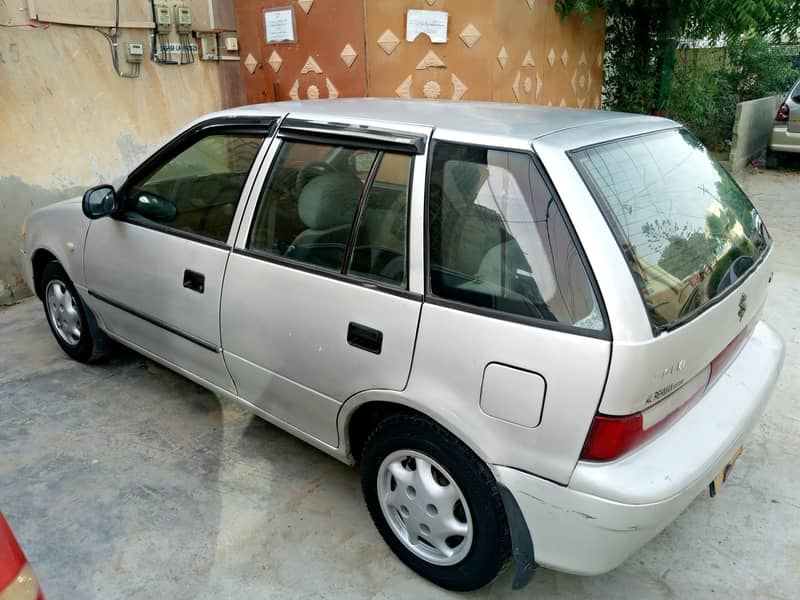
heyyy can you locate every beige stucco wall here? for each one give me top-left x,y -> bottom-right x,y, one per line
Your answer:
0,18 -> 239,302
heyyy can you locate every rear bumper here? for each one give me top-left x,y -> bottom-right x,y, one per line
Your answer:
494,320 -> 784,575
769,124 -> 800,153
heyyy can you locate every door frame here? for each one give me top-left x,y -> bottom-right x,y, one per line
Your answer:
114,114 -> 282,250
232,114 -> 433,297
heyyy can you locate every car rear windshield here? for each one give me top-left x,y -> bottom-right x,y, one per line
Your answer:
572,128 -> 770,330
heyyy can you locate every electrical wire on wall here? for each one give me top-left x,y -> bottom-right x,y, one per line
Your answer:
150,0 -> 178,64
179,33 -> 195,64
94,1 -> 140,78
0,23 -> 50,29
157,32 -> 175,63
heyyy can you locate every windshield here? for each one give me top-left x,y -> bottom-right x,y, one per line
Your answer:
572,128 -> 769,330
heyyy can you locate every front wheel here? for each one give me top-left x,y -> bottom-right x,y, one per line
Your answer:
360,414 -> 511,591
41,261 -> 109,363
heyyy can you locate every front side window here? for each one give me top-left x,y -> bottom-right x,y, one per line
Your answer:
125,133 -> 264,242
248,140 -> 411,286
428,142 -> 603,330
572,129 -> 769,329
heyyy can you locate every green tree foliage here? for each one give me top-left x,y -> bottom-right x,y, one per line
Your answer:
725,37 -> 799,100
663,52 -> 738,150
658,232 -> 716,279
666,38 -> 799,149
557,0 -> 800,113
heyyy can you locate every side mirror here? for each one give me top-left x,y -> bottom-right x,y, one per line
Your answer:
82,185 -> 118,219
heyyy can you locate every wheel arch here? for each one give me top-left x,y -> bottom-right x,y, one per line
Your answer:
344,391 -> 537,589
338,390 -> 492,468
31,247 -> 60,299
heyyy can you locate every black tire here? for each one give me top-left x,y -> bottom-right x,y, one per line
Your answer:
766,148 -> 781,169
360,414 -> 511,591
41,261 -> 110,363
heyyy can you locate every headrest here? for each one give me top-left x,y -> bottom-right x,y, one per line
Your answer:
442,160 -> 489,207
298,173 -> 364,230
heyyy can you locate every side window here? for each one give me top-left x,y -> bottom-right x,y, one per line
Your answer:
428,142 -> 603,330
125,133 -> 264,243
347,153 -> 412,286
248,140 -> 413,286
248,140 -> 376,271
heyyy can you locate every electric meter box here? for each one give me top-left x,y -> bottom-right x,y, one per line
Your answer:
126,42 -> 144,63
175,6 -> 192,33
155,5 -> 172,33
199,34 -> 218,60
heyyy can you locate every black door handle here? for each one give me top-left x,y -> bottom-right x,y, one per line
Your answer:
347,322 -> 383,354
183,269 -> 205,293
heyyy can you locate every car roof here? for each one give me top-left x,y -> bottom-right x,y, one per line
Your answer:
220,98 -> 675,144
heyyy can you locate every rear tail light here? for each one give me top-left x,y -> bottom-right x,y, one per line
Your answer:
709,320 -> 755,389
0,514 -> 27,591
582,322 -> 756,461
776,103 -> 789,122
580,412 -> 646,461
581,374 -> 708,461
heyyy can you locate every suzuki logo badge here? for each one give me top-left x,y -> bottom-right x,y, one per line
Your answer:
738,293 -> 747,322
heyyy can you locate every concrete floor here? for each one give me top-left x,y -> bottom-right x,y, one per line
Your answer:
2,167 -> 799,599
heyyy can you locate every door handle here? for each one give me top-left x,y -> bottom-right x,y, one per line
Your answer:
347,322 -> 383,354
183,269 -> 205,293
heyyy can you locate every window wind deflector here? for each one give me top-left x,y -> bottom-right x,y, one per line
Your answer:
279,118 -> 426,154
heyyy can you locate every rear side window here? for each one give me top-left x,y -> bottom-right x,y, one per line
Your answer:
572,129 -> 769,330
248,140 -> 411,286
427,142 -> 603,331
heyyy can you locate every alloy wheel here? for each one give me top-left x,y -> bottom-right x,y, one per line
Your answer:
377,449 -> 474,566
46,279 -> 82,346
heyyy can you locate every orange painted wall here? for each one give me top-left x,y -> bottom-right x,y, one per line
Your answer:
365,0 -> 604,108
234,0 -> 368,103
235,0 -> 605,108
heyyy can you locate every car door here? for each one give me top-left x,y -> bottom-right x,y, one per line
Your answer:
83,117 -> 275,393
220,119 -> 430,446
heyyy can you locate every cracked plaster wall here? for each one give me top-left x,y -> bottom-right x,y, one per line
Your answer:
0,22 -> 236,302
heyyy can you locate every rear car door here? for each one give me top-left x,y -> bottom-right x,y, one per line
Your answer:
221,119 -> 430,446
83,118 -> 274,392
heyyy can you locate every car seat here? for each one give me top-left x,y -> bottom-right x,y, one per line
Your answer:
285,172 -> 364,270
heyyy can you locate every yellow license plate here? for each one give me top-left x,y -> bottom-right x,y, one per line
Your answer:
709,446 -> 743,497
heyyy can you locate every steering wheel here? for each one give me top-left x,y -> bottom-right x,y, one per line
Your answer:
296,160 -> 338,196
716,255 -> 755,294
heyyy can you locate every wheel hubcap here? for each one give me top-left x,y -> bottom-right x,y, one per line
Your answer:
377,450 -> 473,566
46,280 -> 82,346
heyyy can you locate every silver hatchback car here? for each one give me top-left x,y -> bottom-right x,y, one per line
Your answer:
20,99 -> 784,591
767,76 -> 800,167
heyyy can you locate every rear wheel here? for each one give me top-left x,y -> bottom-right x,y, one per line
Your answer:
41,261 -> 109,363
360,414 -> 510,591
